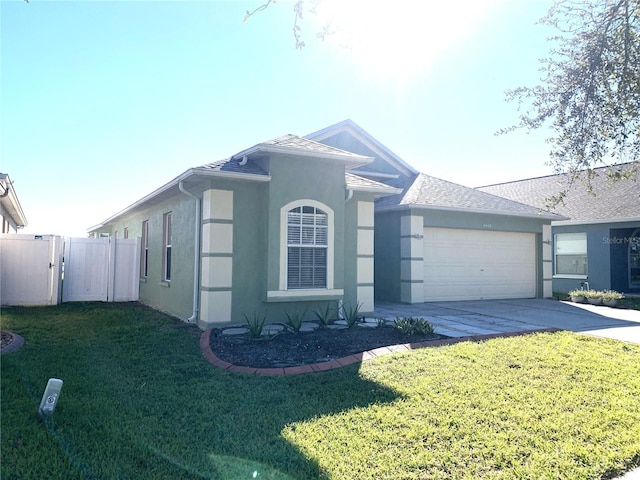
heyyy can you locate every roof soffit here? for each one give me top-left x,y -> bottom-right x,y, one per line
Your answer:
0,174 -> 28,227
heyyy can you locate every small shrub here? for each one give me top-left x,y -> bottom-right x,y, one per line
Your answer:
375,317 -> 387,327
343,302 -> 362,328
583,289 -> 604,299
602,290 -> 624,301
394,316 -> 435,335
243,312 -> 266,338
285,308 -> 308,333
568,289 -> 585,298
313,303 -> 334,327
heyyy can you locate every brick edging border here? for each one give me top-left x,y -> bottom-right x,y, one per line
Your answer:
199,328 -> 562,376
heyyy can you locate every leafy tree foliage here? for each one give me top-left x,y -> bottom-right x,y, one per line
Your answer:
501,0 -> 639,180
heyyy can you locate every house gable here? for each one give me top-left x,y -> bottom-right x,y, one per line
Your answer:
306,119 -> 418,184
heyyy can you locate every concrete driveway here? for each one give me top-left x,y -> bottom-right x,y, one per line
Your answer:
374,298 -> 640,344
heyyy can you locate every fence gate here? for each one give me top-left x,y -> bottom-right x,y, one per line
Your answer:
0,234 -> 64,306
62,237 -> 140,302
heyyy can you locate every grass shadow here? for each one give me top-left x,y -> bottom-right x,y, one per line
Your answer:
1,303 -> 400,479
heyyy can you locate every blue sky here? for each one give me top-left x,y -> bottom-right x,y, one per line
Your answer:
1,0 -> 556,236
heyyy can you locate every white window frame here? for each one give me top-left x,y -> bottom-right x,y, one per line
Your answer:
286,205 -> 329,289
554,232 -> 587,277
140,220 -> 149,278
278,200 -> 335,292
162,212 -> 172,282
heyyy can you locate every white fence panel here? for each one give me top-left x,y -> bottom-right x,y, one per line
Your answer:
111,238 -> 140,302
1,235 -> 139,305
62,237 -> 110,302
0,234 -> 63,306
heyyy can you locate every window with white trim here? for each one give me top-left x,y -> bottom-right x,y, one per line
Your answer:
162,212 -> 172,281
554,232 -> 587,276
287,206 -> 328,289
140,220 -> 149,278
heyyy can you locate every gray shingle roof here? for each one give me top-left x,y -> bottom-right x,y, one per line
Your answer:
197,134 -> 371,176
198,157 -> 268,177
377,173 -> 562,219
262,134 -> 368,159
229,133 -> 371,164
477,163 -> 640,222
345,172 -> 401,194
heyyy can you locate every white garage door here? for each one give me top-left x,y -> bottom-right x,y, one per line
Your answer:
423,227 -> 536,301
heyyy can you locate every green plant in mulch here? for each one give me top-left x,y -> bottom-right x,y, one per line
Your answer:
242,312 -> 266,338
343,302 -> 362,328
394,316 -> 435,335
375,317 -> 387,327
312,303 -> 334,327
285,307 -> 308,333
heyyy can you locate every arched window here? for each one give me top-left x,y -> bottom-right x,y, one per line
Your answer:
286,206 -> 328,289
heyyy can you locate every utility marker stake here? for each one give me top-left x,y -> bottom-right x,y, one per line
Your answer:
39,378 -> 63,416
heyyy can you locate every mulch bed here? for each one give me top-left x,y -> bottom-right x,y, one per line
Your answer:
1,330 -> 24,354
209,325 -> 448,368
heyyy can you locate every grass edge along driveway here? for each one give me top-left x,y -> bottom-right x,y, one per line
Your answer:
1,302 -> 639,480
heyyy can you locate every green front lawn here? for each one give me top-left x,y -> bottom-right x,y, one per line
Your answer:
1,303 -> 639,479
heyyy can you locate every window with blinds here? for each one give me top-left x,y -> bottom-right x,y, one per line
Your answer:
554,232 -> 587,276
287,206 -> 328,289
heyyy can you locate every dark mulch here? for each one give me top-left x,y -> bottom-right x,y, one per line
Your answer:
1,330 -> 13,349
0,330 -> 24,354
209,325 -> 448,368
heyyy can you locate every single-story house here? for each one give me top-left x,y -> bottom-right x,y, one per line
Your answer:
478,163 -> 640,295
0,173 -> 28,234
90,120 -> 561,328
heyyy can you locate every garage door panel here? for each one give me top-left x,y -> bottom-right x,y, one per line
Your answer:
423,227 -> 536,301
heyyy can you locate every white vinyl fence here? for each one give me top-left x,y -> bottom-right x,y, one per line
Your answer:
0,234 -> 140,306
0,234 -> 63,306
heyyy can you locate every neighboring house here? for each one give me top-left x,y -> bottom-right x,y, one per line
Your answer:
0,173 -> 28,233
478,163 -> 640,295
90,120 -> 560,328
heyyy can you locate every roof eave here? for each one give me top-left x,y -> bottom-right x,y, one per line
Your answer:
552,216 -> 640,226
375,203 -> 565,221
0,175 -> 28,228
232,144 -> 373,167
349,185 -> 403,195
88,168 -> 271,232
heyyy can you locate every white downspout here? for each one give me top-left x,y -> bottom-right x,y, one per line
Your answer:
179,181 -> 201,324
